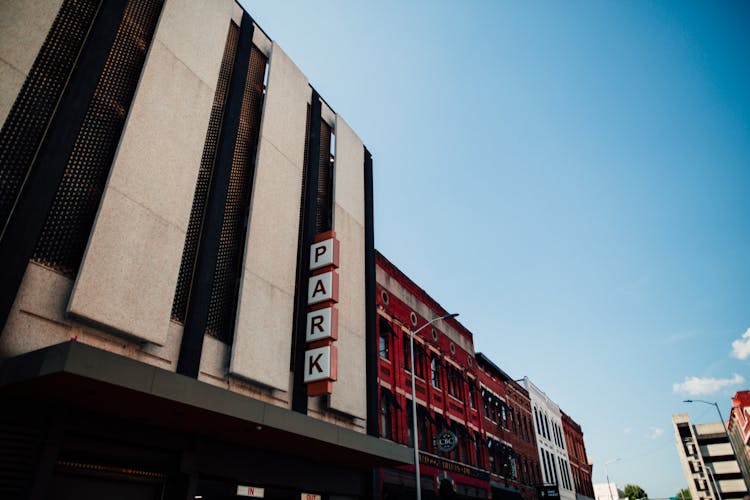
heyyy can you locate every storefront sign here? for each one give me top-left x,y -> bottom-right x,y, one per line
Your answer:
301,494 -> 322,500
539,485 -> 560,498
435,430 -> 458,452
304,231 -> 339,396
236,485 -> 264,497
419,452 -> 490,481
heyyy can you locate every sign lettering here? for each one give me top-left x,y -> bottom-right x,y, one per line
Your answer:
307,271 -> 337,305
304,346 -> 333,383
236,485 -> 265,497
305,307 -> 337,343
309,237 -> 338,271
304,232 -> 339,396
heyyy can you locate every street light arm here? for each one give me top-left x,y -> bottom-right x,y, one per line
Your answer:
411,313 -> 459,337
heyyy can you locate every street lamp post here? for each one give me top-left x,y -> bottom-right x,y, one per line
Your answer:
409,312 -> 459,500
684,399 -> 750,494
706,463 -> 723,500
604,458 -> 622,500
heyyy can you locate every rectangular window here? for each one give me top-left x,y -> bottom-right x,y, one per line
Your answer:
379,330 -> 390,360
379,317 -> 391,360
431,357 -> 441,389
403,335 -> 410,371
414,344 -> 426,379
380,391 -> 393,439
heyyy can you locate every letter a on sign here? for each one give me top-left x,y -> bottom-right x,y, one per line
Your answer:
307,271 -> 338,305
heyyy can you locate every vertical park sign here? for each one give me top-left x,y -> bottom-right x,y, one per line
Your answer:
304,231 -> 340,396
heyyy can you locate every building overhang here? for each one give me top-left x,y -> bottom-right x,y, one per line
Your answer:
0,341 -> 412,469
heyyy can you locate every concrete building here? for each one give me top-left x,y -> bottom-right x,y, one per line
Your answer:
672,413 -> 748,500
592,482 -> 623,500
523,378 -> 576,500
0,0 -> 410,497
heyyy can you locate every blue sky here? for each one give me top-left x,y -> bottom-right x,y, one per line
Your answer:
243,1 -> 750,496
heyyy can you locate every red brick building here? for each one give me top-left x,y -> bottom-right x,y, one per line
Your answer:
476,353 -> 542,500
561,411 -> 594,500
376,251 -> 488,498
373,251 -> 594,500
728,390 -> 750,491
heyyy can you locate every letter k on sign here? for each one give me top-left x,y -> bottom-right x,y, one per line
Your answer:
303,346 -> 332,383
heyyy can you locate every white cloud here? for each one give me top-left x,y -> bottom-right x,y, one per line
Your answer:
623,427 -> 632,434
647,427 -> 664,439
731,328 -> 750,360
672,374 -> 745,396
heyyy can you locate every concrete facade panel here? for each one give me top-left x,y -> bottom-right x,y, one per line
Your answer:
229,41 -> 308,392
327,121 -> 366,419
154,0 -> 233,89
229,271 -> 297,392
69,7 -> 226,346
69,187 -> 185,345
105,40 -> 216,232
1,262 -> 178,369
332,117 -> 365,226
0,0 -> 63,125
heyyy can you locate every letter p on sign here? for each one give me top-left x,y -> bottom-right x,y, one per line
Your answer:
309,237 -> 339,271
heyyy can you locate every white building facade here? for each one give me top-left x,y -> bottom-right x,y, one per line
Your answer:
524,377 -> 576,500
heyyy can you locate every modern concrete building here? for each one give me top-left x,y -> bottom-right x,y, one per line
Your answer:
592,482 -> 623,500
672,413 -> 748,500
523,378 -> 576,500
0,0 -> 410,498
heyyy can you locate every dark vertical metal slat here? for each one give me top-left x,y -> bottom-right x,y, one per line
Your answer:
364,147 -> 378,436
205,45 -> 267,343
0,0 -> 100,237
33,0 -> 163,277
176,14 -> 255,378
171,23 -> 240,324
291,91 -> 322,413
0,0 -> 130,334
316,121 -> 332,233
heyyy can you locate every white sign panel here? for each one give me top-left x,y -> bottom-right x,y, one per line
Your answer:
303,345 -> 332,383
307,271 -> 335,305
236,485 -> 265,497
309,238 -> 335,271
306,307 -> 335,342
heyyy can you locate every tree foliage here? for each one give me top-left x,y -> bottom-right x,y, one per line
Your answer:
623,484 -> 648,500
676,488 -> 691,500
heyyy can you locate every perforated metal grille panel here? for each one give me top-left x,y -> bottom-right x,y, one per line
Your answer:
32,0 -> 162,277
316,121 -> 333,233
0,0 -> 98,235
205,46 -> 268,343
171,24 -> 240,323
